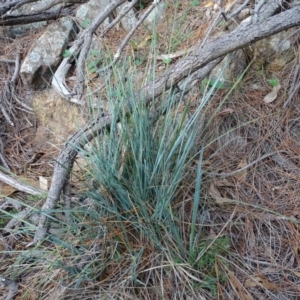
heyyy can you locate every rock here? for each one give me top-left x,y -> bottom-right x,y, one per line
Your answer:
143,0 -> 165,25
3,1 -> 50,38
116,2 -> 138,32
32,89 -> 84,145
209,49 -> 247,88
76,0 -> 113,27
250,30 -> 296,72
20,17 -> 75,89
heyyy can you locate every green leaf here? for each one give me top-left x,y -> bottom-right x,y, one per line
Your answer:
81,19 -> 91,29
135,57 -> 145,66
63,49 -> 71,58
201,77 -> 226,90
191,0 -> 200,7
90,49 -> 101,57
163,57 -> 172,64
268,78 -> 279,87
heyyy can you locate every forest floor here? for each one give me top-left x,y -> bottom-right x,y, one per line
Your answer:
1,1 -> 300,299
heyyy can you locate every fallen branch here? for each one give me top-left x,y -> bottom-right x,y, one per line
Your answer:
0,170 -> 44,196
0,7 -> 74,25
52,0 -> 127,102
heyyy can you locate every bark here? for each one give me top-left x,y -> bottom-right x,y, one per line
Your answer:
140,7 -> 300,105
0,7 -> 74,25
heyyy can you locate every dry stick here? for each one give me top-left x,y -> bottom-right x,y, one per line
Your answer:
10,53 -> 20,85
0,137 -> 10,171
0,170 -> 44,196
0,7 -> 73,26
100,0 -> 139,37
136,7 -> 300,105
74,0 -> 128,99
0,152 -> 10,171
4,207 -> 34,231
74,33 -> 93,100
74,0 -> 139,99
30,0 -> 88,12
227,0 -> 250,19
30,7 -> 300,246
284,64 -> 300,108
153,0 -> 251,62
0,59 -> 15,64
97,0 -> 163,74
252,0 -> 266,23
0,100 -> 14,127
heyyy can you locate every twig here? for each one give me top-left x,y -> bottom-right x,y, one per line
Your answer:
0,103 -> 14,127
283,64 -> 300,108
0,276 -> 19,300
0,170 -> 44,196
0,59 -> 15,64
97,0 -> 163,74
71,0 -> 138,100
30,0 -> 88,13
252,0 -> 266,23
100,0 -> 138,37
11,53 -> 20,85
4,207 -> 35,231
0,7 -> 73,26
0,138 -> 10,170
227,0 -> 251,19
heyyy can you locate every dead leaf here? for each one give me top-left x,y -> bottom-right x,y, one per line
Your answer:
293,271 -> 300,278
135,35 -> 152,50
263,84 -> 281,103
225,0 -> 235,13
0,183 -> 16,197
204,1 -> 214,8
218,108 -> 235,116
245,276 -> 278,290
39,176 -> 48,191
234,157 -> 247,182
209,181 -> 235,204
209,181 -> 222,200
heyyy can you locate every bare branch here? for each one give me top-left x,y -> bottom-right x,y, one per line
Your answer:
97,0 -> 163,74
52,0 -> 127,102
0,170 -> 44,196
0,7 -> 74,26
30,0 -> 88,13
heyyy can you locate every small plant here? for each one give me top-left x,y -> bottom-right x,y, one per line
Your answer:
197,236 -> 231,296
81,18 -> 91,29
162,57 -> 172,64
201,77 -> 227,91
62,49 -> 71,58
86,49 -> 102,73
268,78 -> 279,87
191,0 -> 200,7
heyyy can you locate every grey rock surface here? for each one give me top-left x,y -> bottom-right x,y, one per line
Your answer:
20,17 -> 75,89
